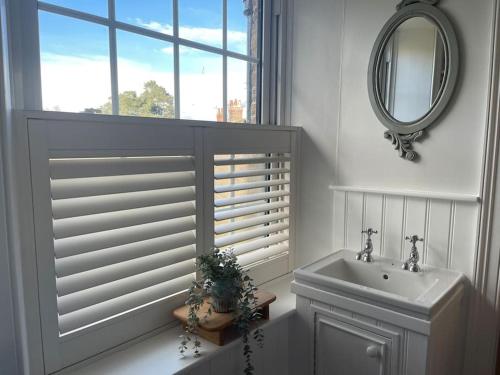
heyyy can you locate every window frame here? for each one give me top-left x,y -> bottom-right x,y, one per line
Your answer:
35,0 -> 265,123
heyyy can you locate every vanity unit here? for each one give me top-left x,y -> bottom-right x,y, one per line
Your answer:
290,249 -> 467,375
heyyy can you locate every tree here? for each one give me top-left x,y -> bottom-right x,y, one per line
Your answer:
100,80 -> 174,118
83,107 -> 102,114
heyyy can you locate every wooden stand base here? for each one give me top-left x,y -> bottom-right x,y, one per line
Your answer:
173,290 -> 276,346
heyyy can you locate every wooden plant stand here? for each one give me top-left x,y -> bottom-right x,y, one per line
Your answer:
173,290 -> 276,346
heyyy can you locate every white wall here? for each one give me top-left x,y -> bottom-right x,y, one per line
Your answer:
335,0 -> 492,194
289,0 -> 496,373
289,0 -> 344,266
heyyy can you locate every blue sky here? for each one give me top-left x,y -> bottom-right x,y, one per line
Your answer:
38,0 -> 254,118
39,0 -> 250,69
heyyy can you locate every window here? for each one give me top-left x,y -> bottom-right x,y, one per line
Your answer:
19,1 -> 287,372
37,0 -> 262,122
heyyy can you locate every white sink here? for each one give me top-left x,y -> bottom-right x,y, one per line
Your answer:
293,249 -> 465,317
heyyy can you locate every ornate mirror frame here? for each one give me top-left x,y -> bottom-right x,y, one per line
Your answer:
367,0 -> 459,160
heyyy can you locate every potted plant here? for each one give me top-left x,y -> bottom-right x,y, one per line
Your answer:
179,248 -> 264,375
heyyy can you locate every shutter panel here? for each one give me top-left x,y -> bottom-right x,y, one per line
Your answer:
28,118 -> 298,374
49,156 -> 197,336
213,154 -> 290,270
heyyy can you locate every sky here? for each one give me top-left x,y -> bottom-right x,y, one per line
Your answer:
38,0 -> 256,121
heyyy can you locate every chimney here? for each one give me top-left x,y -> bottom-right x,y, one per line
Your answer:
228,99 -> 244,123
216,107 -> 224,122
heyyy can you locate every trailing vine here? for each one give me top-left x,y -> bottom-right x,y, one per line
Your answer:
179,248 -> 264,375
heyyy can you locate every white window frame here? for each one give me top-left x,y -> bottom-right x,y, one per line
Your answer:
27,0 -> 284,123
0,10 -> 19,373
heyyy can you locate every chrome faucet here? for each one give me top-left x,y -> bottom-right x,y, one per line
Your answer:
356,228 -> 378,262
402,235 -> 424,272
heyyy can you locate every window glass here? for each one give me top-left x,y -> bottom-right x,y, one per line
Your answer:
180,48 -> 222,121
115,0 -> 173,35
40,0 -> 107,17
227,58 -> 258,123
114,31 -> 175,117
39,11 -> 111,113
38,0 -> 262,122
178,0 -> 223,48
227,0 -> 259,56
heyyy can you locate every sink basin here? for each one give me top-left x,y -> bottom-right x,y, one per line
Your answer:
293,249 -> 465,317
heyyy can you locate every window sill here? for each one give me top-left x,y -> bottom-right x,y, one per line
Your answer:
60,274 -> 296,375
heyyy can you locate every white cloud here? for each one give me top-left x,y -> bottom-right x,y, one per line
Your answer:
40,53 -> 112,112
40,52 -> 249,121
137,19 -> 246,47
161,46 -> 174,55
139,20 -> 174,35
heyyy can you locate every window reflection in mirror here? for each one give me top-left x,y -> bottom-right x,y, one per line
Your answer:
378,17 -> 446,124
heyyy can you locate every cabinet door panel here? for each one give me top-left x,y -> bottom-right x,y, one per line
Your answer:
314,310 -> 398,375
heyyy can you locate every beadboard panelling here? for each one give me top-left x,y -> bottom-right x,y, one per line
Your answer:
426,200 -> 453,269
346,192 -> 364,251
364,194 -> 384,254
333,191 -> 479,279
333,191 -> 346,250
383,196 -> 405,260
450,203 -> 478,276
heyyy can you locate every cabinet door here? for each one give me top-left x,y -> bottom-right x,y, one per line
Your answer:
314,311 -> 397,375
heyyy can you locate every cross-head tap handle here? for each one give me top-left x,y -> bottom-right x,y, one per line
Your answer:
362,228 -> 378,238
405,235 -> 424,245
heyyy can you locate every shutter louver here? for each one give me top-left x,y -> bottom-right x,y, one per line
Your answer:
213,154 -> 290,269
50,156 -> 197,336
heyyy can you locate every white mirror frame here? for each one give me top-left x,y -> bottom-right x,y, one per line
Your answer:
367,0 -> 459,161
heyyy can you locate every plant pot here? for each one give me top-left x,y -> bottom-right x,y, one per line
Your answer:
211,295 -> 237,313
210,280 -> 238,313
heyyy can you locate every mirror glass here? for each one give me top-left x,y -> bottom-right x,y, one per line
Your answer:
378,16 -> 446,123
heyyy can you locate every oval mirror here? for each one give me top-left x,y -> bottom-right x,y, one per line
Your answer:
368,1 -> 459,160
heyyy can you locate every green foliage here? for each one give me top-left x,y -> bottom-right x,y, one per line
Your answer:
178,280 -> 204,357
100,80 -> 174,118
179,248 -> 264,375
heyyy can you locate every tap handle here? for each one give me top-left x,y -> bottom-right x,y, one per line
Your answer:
362,228 -> 378,238
405,235 -> 424,245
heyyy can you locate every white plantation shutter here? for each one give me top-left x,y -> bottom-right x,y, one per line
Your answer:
213,154 -> 291,272
28,119 -> 297,373
50,156 -> 197,335
28,120 -> 205,373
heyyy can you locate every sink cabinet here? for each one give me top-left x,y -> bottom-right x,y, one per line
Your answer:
290,251 -> 467,375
